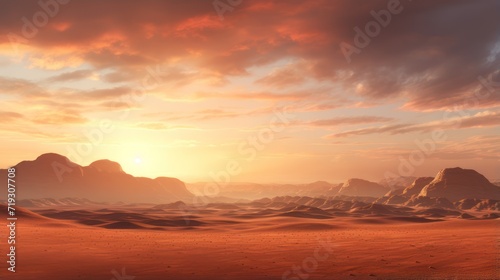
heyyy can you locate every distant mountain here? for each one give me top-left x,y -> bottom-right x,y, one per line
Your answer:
379,176 -> 416,190
337,178 -> 389,198
375,168 -> 500,208
186,181 -> 339,200
418,167 -> 500,202
384,188 -> 404,197
305,181 -> 338,195
2,155 -> 498,207
402,177 -> 434,197
0,153 -> 194,204
326,182 -> 343,196
88,159 -> 124,173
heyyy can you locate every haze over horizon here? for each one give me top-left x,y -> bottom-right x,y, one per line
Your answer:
2,152 -> 499,185
0,0 -> 499,183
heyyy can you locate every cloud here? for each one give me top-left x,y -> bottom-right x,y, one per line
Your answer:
78,86 -> 133,100
190,87 -> 338,102
98,101 -> 140,110
301,102 -> 341,111
256,63 -> 307,88
46,69 -> 94,82
326,110 -> 500,138
0,77 -> 49,98
347,135 -> 500,161
307,116 -> 393,127
0,76 -> 143,129
326,124 -> 410,138
0,76 -> 138,113
135,122 -> 195,130
459,110 -> 500,128
431,135 -> 500,160
136,122 -> 169,130
0,111 -> 24,122
159,108 -> 257,122
32,109 -> 88,125
1,0 -> 497,110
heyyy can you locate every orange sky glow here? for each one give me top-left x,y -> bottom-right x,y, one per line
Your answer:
0,0 -> 498,183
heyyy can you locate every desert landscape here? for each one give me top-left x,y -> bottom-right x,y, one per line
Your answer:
0,154 -> 499,279
1,0 -> 499,279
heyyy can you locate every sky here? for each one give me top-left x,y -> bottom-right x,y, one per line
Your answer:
0,0 -> 499,183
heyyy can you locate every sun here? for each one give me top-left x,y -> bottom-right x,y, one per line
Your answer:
134,157 -> 142,164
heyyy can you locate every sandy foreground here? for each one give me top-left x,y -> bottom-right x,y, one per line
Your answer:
1,214 -> 498,280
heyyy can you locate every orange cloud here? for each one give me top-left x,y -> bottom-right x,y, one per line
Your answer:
308,116 -> 393,127
0,0 -> 497,111
326,110 -> 500,138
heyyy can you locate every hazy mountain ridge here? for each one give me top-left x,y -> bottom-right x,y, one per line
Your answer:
0,153 -> 194,204
419,167 -> 500,201
337,178 -> 389,197
187,181 -> 342,200
1,154 -> 499,209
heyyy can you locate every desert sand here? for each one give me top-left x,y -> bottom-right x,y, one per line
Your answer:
1,202 -> 498,280
1,159 -> 499,279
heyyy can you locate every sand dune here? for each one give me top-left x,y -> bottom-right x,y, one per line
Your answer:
404,196 -> 455,209
0,204 -> 49,221
278,205 -> 333,219
1,191 -> 498,280
4,206 -> 498,280
19,194 -> 497,235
